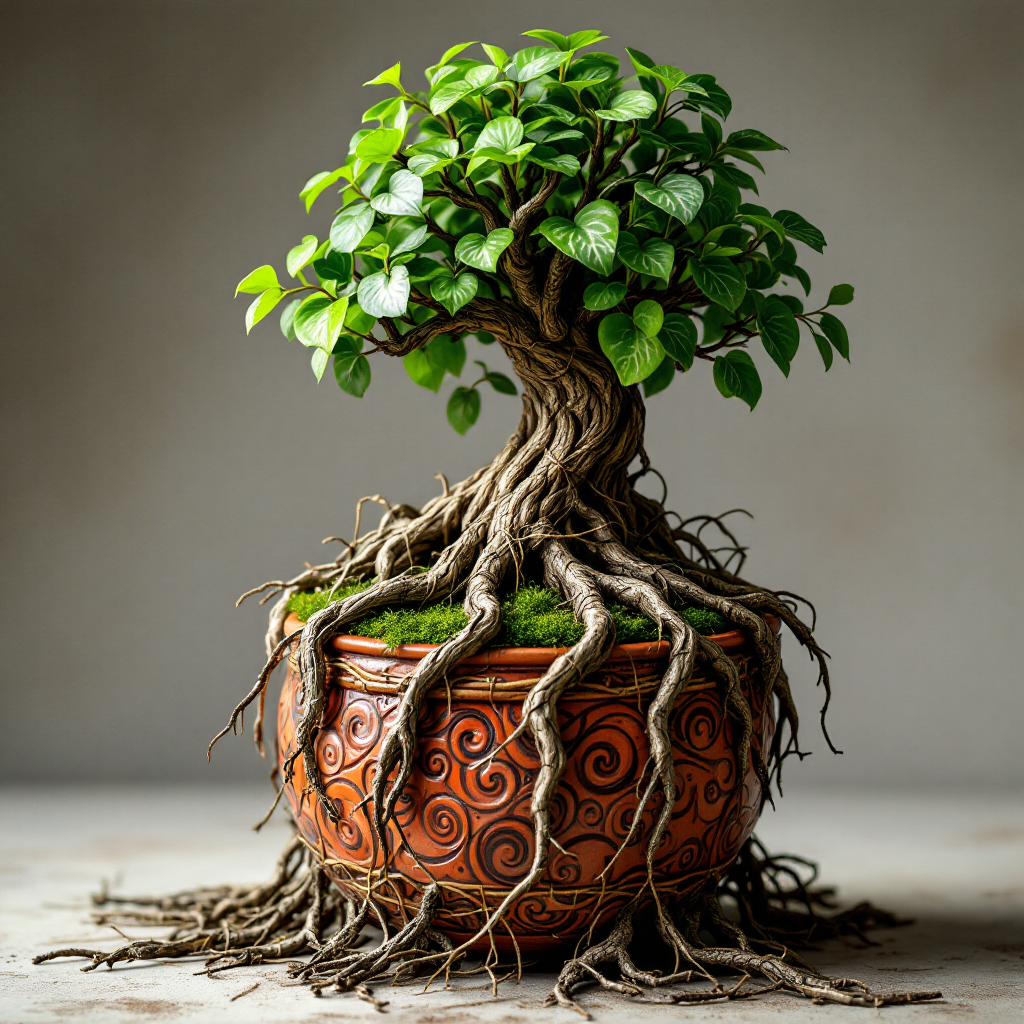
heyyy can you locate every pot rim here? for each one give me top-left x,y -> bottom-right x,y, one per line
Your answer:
283,612 -> 779,667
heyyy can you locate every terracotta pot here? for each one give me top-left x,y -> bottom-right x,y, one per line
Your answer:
278,613 -> 776,953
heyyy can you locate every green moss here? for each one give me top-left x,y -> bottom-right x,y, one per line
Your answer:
349,603 -> 469,646
286,580 -> 733,647
285,580 -> 370,622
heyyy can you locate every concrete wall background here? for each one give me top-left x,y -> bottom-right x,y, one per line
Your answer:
2,1 -> 1021,790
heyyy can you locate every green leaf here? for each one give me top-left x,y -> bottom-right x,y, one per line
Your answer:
522,29 -> 569,49
430,271 -> 479,315
595,90 -> 657,122
333,349 -> 371,397
598,312 -> 666,386
425,334 -> 465,377
562,52 -> 618,91
701,113 -> 723,149
658,313 -> 697,370
454,227 -> 513,272
311,346 -> 330,382
512,46 -> 569,82
286,235 -> 319,277
357,265 -> 410,318
427,42 -> 478,78
368,169 -> 423,218
300,168 -> 347,212
634,174 -> 704,224
774,209 -> 826,252
616,230 -> 673,281
725,129 -> 786,152
236,265 -> 280,295
827,283 -> 854,306
813,331 -> 833,370
689,256 -> 747,311
567,29 -> 608,49
312,249 -> 353,286
329,202 -> 375,253
245,288 -> 285,333
583,281 -> 627,311
291,295 -> 330,347
643,356 -> 675,397
447,386 -> 481,434
404,348 -> 445,391
429,79 -> 477,115
526,146 -> 581,175
713,350 -> 762,409
632,299 -> 664,339
535,199 -> 620,275
279,298 -> 301,341
355,127 -> 404,162
344,302 -> 377,335
818,312 -> 850,361
476,116 -> 524,153
481,369 -> 517,395
757,297 -> 800,376
481,43 -> 508,66
364,62 -> 402,89
362,96 -> 404,124
737,213 -> 786,244
385,219 -> 428,257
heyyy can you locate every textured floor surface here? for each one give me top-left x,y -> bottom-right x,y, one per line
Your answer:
1,786 -> 1021,1023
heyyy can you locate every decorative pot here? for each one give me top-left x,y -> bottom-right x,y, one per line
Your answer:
278,614 -> 776,953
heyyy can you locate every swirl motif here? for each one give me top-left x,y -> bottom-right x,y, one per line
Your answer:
277,639 -> 775,953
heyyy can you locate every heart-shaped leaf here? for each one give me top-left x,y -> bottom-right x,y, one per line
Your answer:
643,356 -> 675,397
447,386 -> 481,433
334,350 -> 371,397
634,174 -> 704,224
455,228 -> 514,272
536,200 -> 619,275
714,350 -> 762,409
245,288 -> 284,333
329,203 -> 375,253
430,272 -> 478,315
357,265 -> 410,318
658,313 -> 697,370
476,116 -> 524,153
595,90 -> 657,122
757,297 -> 800,376
404,348 -> 445,391
369,169 -> 423,218
632,299 -> 664,339
286,235 -> 319,277
598,312 -> 665,386
616,231 -> 674,280
236,265 -> 280,295
583,281 -> 627,311
427,334 -> 466,377
689,256 -> 747,311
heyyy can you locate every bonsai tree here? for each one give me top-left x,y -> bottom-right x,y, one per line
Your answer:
36,30 -> 940,1012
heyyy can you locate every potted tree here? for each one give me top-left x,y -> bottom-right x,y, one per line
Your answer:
36,29 -> 940,1013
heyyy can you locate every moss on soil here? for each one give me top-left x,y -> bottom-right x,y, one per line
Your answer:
286,581 -> 731,647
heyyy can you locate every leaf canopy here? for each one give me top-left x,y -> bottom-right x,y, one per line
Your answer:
236,29 -> 852,428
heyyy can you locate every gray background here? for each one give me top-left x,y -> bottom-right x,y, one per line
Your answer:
2,1 -> 1021,791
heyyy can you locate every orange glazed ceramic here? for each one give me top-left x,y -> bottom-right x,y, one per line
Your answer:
277,614 -> 777,953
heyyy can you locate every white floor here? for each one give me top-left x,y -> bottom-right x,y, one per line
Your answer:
1,786 -> 1021,1023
